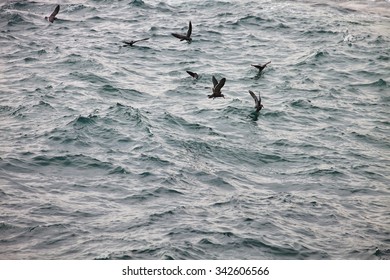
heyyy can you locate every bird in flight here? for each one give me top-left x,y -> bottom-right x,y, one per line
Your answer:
45,5 -> 60,23
249,90 -> 263,112
208,76 -> 226,99
122,38 -> 150,47
251,61 -> 271,73
172,21 -> 192,42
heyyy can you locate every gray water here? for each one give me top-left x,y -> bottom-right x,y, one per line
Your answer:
0,0 -> 389,260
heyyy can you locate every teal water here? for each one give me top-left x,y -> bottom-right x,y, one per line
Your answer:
0,0 -> 389,259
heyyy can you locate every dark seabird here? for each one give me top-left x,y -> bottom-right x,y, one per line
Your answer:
122,38 -> 150,47
249,90 -> 263,112
172,21 -> 192,42
186,70 -> 199,79
45,5 -> 60,23
208,76 -> 226,99
251,61 -> 271,73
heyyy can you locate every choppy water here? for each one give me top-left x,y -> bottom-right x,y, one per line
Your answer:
1,0 -> 390,260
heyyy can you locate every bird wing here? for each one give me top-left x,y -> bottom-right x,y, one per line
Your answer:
49,5 -> 60,22
187,21 -> 192,38
172,33 -> 186,40
137,37 -> 150,43
252,61 -> 271,71
215,78 -> 226,92
249,90 -> 259,104
186,71 -> 197,78
132,38 -> 150,44
212,76 -> 218,88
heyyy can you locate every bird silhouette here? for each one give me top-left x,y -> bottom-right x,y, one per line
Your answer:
122,38 -> 150,47
186,70 -> 199,79
208,76 -> 226,99
251,61 -> 271,73
45,5 -> 60,23
172,21 -> 192,42
249,90 -> 263,112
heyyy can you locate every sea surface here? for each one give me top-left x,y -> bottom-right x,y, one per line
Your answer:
0,0 -> 389,260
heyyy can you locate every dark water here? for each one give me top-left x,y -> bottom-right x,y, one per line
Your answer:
0,0 -> 389,260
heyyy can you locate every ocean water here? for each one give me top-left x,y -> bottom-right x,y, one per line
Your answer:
0,0 -> 389,260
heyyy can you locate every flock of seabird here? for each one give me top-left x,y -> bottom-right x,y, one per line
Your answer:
46,5 -> 270,113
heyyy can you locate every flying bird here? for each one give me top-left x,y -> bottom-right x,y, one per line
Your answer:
186,70 -> 199,79
45,5 -> 60,23
172,21 -> 192,42
249,90 -> 263,112
122,38 -> 150,47
208,76 -> 226,99
251,61 -> 271,73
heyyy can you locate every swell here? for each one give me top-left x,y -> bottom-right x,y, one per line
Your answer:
1,0 -> 390,261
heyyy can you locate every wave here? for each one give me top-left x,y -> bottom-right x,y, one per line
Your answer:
351,78 -> 388,88
32,154 -> 112,169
